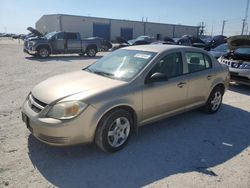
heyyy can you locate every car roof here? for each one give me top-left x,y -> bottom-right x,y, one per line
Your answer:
123,44 -> 201,53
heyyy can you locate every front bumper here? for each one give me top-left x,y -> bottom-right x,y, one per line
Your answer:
219,58 -> 250,86
229,68 -> 250,86
21,99 -> 98,146
23,47 -> 37,55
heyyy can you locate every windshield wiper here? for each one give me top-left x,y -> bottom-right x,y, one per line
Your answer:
93,71 -> 114,77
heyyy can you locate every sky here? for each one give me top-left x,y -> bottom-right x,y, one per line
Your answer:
0,0 -> 249,36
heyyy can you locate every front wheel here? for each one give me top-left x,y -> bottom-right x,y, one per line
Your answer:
203,86 -> 223,114
37,47 -> 50,58
95,109 -> 132,152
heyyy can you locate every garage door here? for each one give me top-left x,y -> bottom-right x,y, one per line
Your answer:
93,23 -> 110,40
120,28 -> 133,40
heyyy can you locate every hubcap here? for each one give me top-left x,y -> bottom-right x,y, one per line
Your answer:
211,91 -> 222,111
40,48 -> 48,57
107,117 -> 130,148
88,49 -> 96,56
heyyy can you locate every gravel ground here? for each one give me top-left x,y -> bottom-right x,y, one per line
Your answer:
0,39 -> 250,188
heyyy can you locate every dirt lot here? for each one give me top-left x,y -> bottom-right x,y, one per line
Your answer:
0,38 -> 250,188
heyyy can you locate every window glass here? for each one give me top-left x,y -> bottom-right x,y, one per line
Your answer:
150,52 -> 183,78
65,33 -> 77,40
56,32 -> 64,39
87,49 -> 156,81
185,52 -> 211,73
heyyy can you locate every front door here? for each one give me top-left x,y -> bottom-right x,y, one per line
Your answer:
50,32 -> 65,53
142,52 -> 188,122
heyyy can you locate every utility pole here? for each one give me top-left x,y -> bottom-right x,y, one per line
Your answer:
221,20 -> 227,35
242,0 -> 250,35
199,22 -> 205,36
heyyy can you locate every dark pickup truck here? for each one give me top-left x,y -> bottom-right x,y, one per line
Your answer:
24,31 -> 101,58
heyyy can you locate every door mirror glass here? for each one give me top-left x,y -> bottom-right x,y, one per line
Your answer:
148,72 -> 168,83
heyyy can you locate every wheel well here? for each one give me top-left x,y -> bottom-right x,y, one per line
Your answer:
86,45 -> 97,51
36,45 -> 51,53
98,105 -> 138,133
214,83 -> 225,95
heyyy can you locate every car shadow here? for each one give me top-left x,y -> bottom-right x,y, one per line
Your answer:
28,104 -> 250,188
25,55 -> 104,62
229,83 -> 250,96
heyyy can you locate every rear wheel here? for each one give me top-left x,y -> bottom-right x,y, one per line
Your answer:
95,109 -> 132,152
204,86 -> 223,114
86,47 -> 97,57
37,47 -> 50,58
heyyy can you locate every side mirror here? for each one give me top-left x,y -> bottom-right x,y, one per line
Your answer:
146,72 -> 168,84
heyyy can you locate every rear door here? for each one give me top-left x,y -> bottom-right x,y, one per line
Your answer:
142,51 -> 188,122
183,51 -> 214,108
65,33 -> 81,53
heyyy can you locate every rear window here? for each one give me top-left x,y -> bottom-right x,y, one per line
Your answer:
185,52 -> 212,73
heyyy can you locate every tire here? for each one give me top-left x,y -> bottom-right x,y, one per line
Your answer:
37,47 -> 50,58
86,47 -> 97,57
203,86 -> 224,114
95,109 -> 133,152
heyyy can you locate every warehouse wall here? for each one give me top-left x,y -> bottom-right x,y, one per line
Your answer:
145,23 -> 174,39
174,25 -> 199,38
36,14 -> 199,40
61,15 -> 110,39
36,15 -> 60,35
110,20 -> 144,40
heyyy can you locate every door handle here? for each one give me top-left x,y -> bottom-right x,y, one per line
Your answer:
207,75 -> 214,80
177,82 -> 186,88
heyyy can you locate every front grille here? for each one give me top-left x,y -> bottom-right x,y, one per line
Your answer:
38,134 -> 68,144
28,94 -> 47,113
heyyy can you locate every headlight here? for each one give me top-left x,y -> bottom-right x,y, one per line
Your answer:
29,41 -> 36,46
47,101 -> 88,120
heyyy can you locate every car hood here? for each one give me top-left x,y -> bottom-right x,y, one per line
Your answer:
27,36 -> 47,41
27,27 -> 43,37
227,35 -> 250,50
32,70 -> 126,104
209,50 -> 227,58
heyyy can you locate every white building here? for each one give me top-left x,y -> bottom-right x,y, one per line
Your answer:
36,14 -> 199,40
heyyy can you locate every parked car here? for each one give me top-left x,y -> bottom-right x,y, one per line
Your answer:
22,45 -> 230,152
209,43 -> 229,59
128,35 -> 155,45
23,31 -> 101,58
218,35 -> 250,85
111,37 -> 130,50
208,35 -> 227,49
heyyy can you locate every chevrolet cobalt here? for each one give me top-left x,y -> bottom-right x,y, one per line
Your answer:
22,45 -> 230,152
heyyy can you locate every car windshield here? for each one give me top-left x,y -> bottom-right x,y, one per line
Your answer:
44,32 -> 57,39
235,48 -> 250,55
213,43 -> 228,52
85,49 -> 156,81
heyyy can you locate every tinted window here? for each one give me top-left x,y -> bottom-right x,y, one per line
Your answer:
65,33 -> 77,40
185,52 -> 211,73
150,52 -> 183,78
56,33 -> 64,39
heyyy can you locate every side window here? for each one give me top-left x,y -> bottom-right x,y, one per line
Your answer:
185,52 -> 211,73
56,33 -> 64,39
151,52 -> 183,78
65,33 -> 77,40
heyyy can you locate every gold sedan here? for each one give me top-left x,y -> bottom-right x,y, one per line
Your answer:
22,45 -> 230,152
